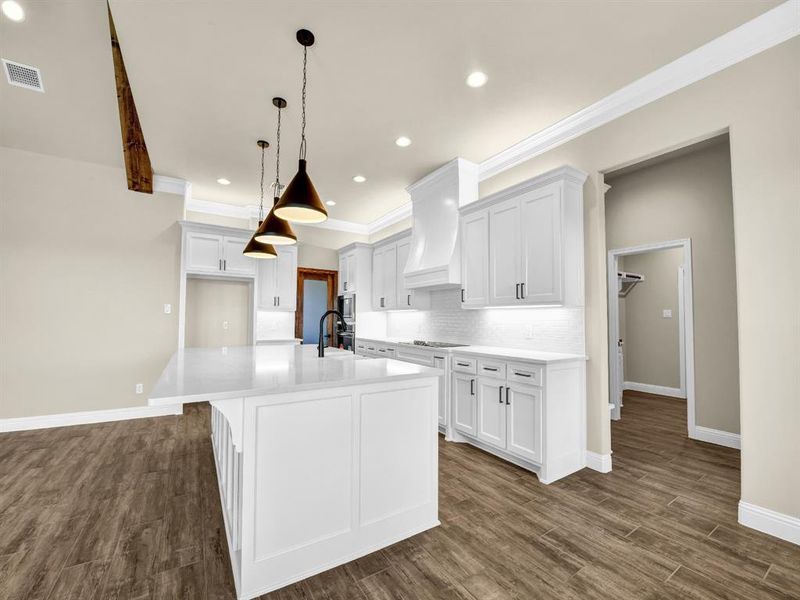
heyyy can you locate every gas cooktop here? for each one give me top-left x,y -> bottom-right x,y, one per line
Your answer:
403,340 -> 469,348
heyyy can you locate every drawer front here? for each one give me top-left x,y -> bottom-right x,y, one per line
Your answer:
507,362 -> 544,386
395,348 -> 434,366
478,359 -> 507,379
452,356 -> 477,374
375,344 -> 390,356
364,343 -> 378,355
384,346 -> 397,358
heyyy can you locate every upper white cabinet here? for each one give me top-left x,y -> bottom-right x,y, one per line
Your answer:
371,234 -> 430,311
337,243 -> 372,299
460,166 -> 586,308
185,230 -> 256,277
258,246 -> 297,311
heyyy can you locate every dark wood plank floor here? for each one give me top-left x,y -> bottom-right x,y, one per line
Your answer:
1,392 -> 798,599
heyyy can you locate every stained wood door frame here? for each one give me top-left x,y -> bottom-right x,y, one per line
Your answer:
607,238 -> 695,438
295,268 -> 339,342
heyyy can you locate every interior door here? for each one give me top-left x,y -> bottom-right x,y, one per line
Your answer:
460,210 -> 489,307
506,384 -> 543,463
433,356 -> 447,427
452,373 -> 477,437
223,236 -> 257,276
185,232 -> 223,274
274,247 -> 297,310
489,198 -> 522,306
519,184 -> 562,303
476,378 -> 507,449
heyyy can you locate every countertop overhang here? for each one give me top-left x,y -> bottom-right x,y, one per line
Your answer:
149,344 -> 442,406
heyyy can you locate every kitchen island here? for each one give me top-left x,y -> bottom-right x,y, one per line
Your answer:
150,344 -> 441,599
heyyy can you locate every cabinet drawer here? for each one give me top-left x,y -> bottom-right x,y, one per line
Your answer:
478,359 -> 507,379
395,348 -> 434,366
452,357 -> 477,374
507,362 -> 543,386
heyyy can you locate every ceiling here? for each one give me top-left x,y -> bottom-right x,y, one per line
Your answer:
1,1 -> 780,224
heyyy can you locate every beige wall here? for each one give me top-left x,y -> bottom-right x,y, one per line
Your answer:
619,249 -> 683,392
480,39 -> 799,518
298,243 -> 338,271
0,147 -> 183,418
185,278 -> 251,348
607,140 -> 740,433
368,217 -> 412,244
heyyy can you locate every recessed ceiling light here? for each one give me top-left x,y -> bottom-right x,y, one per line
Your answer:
352,175 -> 366,183
395,136 -> 411,148
466,71 -> 488,88
326,200 -> 336,206
1,1 -> 25,22
216,178 -> 231,185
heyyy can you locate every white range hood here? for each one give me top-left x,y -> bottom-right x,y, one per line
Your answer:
403,158 -> 479,290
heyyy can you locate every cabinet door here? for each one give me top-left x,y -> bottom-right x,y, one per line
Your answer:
520,184 -> 563,304
274,246 -> 297,311
433,356 -> 447,426
345,253 -> 357,293
396,237 -> 411,308
257,259 -> 277,309
460,210 -> 489,307
476,378 -> 507,449
452,373 -> 477,437
222,236 -> 257,276
371,247 -> 384,309
185,232 -> 223,273
381,244 -> 398,309
338,254 -> 347,294
489,198 -> 522,306
506,384 -> 543,464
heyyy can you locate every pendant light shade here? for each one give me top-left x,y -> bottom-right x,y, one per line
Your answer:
273,159 -> 327,223
254,97 -> 299,243
274,29 -> 328,225
243,221 -> 278,259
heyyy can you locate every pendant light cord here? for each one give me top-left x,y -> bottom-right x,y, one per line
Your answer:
258,143 -> 265,221
299,45 -> 308,160
275,105 -> 282,198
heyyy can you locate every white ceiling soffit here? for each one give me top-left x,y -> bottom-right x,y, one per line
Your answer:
173,0 -> 798,235
478,0 -> 800,180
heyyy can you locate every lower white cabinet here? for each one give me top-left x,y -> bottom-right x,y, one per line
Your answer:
433,355 -> 447,427
452,372 -> 477,437
258,246 -> 297,311
451,353 -> 584,484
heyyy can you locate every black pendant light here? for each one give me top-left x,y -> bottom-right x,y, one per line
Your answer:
254,97 -> 297,245
273,29 -> 328,224
243,140 -> 278,259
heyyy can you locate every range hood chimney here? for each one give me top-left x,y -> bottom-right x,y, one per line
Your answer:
403,158 -> 479,290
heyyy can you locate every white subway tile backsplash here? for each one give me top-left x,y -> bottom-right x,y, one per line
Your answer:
384,289 -> 585,354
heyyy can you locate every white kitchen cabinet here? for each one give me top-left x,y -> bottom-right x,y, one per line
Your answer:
458,166 -> 586,308
460,210 -> 489,307
185,231 -> 256,277
338,254 -> 348,294
337,243 -> 372,301
433,355 -> 447,427
452,372 -> 477,437
506,384 -> 543,464
396,237 -> 430,310
488,198 -> 521,306
477,377 -> 507,450
372,242 -> 398,310
258,246 -> 297,311
338,251 -> 356,294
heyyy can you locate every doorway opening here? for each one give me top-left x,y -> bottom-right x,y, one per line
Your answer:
295,268 -> 338,345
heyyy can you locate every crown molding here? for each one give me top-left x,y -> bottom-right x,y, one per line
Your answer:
153,174 -> 190,197
477,0 -> 800,180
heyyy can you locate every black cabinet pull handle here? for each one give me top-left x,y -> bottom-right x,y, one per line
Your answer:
515,283 -> 520,299
457,362 -> 470,367
470,379 -> 475,395
521,283 -> 525,299
483,366 -> 498,372
223,259 -> 227,270
506,386 -> 510,405
434,355 -> 445,360
498,386 -> 503,403
461,289 -> 465,302
514,372 -> 531,378
408,294 -> 411,306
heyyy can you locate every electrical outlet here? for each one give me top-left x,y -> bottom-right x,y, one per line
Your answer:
163,303 -> 172,314
135,383 -> 144,394
662,309 -> 673,318
524,324 -> 535,339
223,320 -> 229,330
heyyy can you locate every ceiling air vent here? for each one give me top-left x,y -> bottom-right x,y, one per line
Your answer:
2,59 -> 44,92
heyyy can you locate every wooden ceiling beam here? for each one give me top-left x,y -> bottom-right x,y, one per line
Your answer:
108,4 -> 153,194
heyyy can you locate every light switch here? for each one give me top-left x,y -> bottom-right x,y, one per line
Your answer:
223,320 -> 229,330
662,309 -> 673,318
163,304 -> 172,314
135,383 -> 144,394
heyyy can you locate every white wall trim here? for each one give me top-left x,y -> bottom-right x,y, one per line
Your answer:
477,0 -> 800,180
623,381 -> 685,399
585,451 -> 612,473
0,404 -> 183,433
739,501 -> 800,546
693,426 -> 741,450
153,174 -> 190,197
186,197 -> 253,221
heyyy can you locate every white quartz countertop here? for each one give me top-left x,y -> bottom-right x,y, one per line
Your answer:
149,344 -> 441,405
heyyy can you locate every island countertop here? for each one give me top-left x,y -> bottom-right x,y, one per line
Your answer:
149,343 -> 442,405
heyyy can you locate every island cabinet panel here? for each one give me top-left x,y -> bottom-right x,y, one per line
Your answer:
209,377 -> 439,599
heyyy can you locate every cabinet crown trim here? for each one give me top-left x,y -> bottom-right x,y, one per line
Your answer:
179,219 -> 254,238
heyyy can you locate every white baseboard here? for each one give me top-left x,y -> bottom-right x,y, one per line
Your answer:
585,451 -> 613,473
739,501 -> 800,546
0,404 -> 183,433
692,425 -> 741,449
623,381 -> 684,398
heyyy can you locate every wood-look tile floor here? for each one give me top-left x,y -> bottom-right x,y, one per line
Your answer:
1,392 -> 798,599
